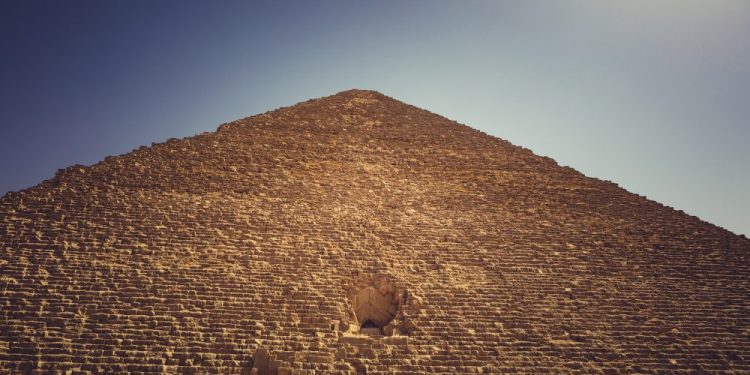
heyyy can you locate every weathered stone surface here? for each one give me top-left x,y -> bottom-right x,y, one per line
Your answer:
1,89 -> 749,373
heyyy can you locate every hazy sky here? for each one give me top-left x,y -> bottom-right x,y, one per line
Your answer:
1,1 -> 748,236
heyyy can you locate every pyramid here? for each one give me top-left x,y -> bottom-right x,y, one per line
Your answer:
1,89 -> 749,374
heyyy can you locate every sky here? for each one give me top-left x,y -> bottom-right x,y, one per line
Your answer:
1,1 -> 748,236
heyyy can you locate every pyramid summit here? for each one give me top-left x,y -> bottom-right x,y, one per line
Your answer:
1,90 -> 749,374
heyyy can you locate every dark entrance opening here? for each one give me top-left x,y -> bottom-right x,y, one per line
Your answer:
351,285 -> 398,335
360,319 -> 381,335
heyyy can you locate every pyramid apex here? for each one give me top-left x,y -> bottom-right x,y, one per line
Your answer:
333,88 -> 387,98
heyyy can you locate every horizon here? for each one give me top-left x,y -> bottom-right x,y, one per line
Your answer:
1,1 -> 748,236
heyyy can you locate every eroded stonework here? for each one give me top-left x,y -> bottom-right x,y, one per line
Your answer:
1,89 -> 749,374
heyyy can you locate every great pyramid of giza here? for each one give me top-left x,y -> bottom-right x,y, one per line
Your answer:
1,89 -> 749,374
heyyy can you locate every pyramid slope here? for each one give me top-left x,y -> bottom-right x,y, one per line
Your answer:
1,89 -> 749,374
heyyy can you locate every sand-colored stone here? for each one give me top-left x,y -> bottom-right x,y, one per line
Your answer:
1,89 -> 749,374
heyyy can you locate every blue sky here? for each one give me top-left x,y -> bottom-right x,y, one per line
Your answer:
1,1 -> 748,235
